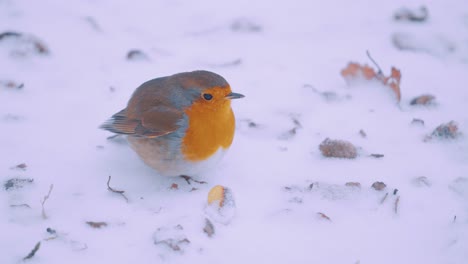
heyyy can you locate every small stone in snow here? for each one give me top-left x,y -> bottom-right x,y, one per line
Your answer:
372,181 -> 387,191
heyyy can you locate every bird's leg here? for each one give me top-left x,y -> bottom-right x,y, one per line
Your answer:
180,175 -> 207,185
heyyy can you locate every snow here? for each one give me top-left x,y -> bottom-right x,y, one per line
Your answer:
1,0 -> 468,263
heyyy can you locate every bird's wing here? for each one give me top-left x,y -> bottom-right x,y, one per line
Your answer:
100,106 -> 183,138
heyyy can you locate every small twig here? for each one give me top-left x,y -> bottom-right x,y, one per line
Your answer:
394,196 -> 400,214
209,58 -> 242,68
23,241 -> 41,260
41,184 -> 54,219
366,50 -> 383,75
107,176 -> 128,202
86,221 -> 108,228
291,117 -> 302,129
317,212 -> 332,221
180,175 -> 207,185
453,215 -> 457,223
380,192 -> 389,204
10,203 -> 31,208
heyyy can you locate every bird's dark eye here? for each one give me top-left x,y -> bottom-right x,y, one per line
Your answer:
203,93 -> 213,100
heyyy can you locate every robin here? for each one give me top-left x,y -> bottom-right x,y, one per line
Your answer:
100,70 -> 244,179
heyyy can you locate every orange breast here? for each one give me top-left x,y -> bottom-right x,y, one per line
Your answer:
182,100 -> 235,161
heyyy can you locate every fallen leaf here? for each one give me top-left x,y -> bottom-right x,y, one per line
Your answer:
126,49 -> 149,61
410,94 -> 436,105
383,67 -> 402,101
208,185 -> 226,207
11,163 -> 27,170
394,6 -> 428,22
430,121 -> 460,140
205,185 -> 236,224
372,181 -> 387,191
345,182 -> 361,188
341,62 -> 377,81
319,138 -> 358,159
1,80 -> 24,89
341,60 -> 402,102
203,218 -> 215,237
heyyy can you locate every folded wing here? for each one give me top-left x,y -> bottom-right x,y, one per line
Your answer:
100,106 -> 183,138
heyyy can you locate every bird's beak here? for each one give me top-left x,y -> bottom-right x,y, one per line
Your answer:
225,92 -> 245,100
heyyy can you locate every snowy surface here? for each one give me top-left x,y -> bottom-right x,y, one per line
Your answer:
1,0 -> 468,263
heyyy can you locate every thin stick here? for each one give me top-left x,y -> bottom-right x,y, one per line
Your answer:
366,50 -> 383,75
180,175 -> 207,185
394,196 -> 400,214
23,241 -> 41,260
41,184 -> 54,219
380,192 -> 389,204
10,203 -> 31,208
107,176 -> 128,202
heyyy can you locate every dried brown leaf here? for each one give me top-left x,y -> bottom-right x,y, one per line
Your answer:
430,121 -> 460,140
341,62 -> 402,102
372,181 -> 387,191
319,138 -> 357,159
341,62 -> 377,81
410,94 -> 436,105
345,182 -> 361,188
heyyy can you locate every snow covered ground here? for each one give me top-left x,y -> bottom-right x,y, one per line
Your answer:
1,0 -> 468,263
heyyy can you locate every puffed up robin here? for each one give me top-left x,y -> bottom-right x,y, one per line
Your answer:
100,70 -> 244,178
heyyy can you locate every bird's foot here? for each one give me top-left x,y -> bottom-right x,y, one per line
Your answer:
180,175 -> 207,185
